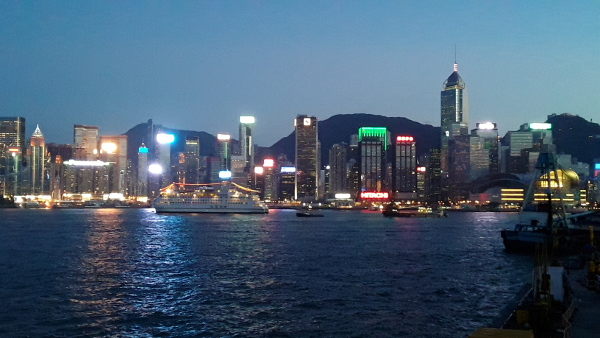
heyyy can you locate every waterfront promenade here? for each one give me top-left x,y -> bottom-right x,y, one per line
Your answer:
570,269 -> 600,337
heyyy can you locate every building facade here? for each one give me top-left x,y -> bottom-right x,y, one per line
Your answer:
295,115 -> 318,200
358,127 -> 389,194
394,135 -> 417,201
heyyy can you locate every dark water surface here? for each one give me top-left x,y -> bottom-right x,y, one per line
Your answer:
0,209 -> 531,337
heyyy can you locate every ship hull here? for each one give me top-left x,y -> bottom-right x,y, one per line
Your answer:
153,203 -> 268,214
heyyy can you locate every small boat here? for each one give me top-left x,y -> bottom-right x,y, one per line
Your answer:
296,206 -> 324,217
382,205 -> 447,218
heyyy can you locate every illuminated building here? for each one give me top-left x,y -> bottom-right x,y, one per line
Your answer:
262,158 -> 277,201
394,135 -> 416,201
507,123 -> 553,174
73,125 -> 99,160
99,135 -> 128,194
279,167 -> 295,201
239,116 -> 255,171
448,135 -> 471,200
440,63 -> 468,174
416,166 -> 426,201
470,122 -> 499,180
427,149 -> 442,205
358,127 -> 389,194
206,156 -> 221,183
294,115 -> 318,200
216,133 -> 231,171
29,125 -> 47,194
440,63 -> 468,200
60,159 -> 114,198
137,144 -> 148,197
328,143 -> 348,197
184,136 -> 200,184
0,117 -> 26,196
46,143 -> 72,162
156,132 -> 174,187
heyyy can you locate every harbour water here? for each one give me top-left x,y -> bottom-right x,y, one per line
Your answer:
0,209 -> 532,337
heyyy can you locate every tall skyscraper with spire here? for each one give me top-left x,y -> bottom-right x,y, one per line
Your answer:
440,62 -> 468,200
29,125 -> 46,194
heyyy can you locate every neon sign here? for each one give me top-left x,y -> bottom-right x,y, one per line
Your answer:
396,136 -> 414,142
360,192 -> 389,199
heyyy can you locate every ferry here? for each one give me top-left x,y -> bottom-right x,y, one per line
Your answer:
152,182 -> 269,214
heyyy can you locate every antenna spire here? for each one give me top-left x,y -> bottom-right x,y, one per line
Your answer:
453,44 -> 458,72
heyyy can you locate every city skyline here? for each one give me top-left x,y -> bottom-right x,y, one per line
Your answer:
1,2 -> 600,146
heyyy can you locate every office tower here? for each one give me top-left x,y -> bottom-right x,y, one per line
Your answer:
448,135 -> 471,200
358,127 -> 389,194
278,167 -> 296,201
184,136 -> 200,184
239,116 -> 255,171
216,133 -> 231,171
262,158 -> 277,201
46,143 -> 73,162
328,143 -> 348,197
156,131 -> 174,188
73,125 -> 99,160
507,123 -> 553,174
441,62 -> 468,200
61,159 -> 113,197
50,155 -> 64,200
295,115 -> 318,200
29,125 -> 46,194
99,135 -> 128,194
470,122 -> 500,181
206,156 -> 221,183
394,135 -> 417,201
427,149 -> 442,205
137,144 -> 148,197
416,166 -> 427,201
0,117 -> 26,196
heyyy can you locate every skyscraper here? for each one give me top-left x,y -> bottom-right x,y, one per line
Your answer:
216,133 -> 231,172
441,63 -> 468,199
99,135 -> 128,194
73,125 -> 99,160
394,135 -> 417,201
0,117 -> 26,196
358,127 -> 389,194
469,122 -> 499,180
328,143 -> 348,197
294,115 -> 318,200
29,125 -> 46,194
184,136 -> 200,184
239,116 -> 255,171
137,144 -> 148,197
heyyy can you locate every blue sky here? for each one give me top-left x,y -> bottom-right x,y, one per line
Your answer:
1,1 -> 599,146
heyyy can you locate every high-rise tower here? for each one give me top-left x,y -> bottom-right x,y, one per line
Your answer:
239,116 -> 255,171
73,125 -> 99,160
29,125 -> 46,194
294,115 -> 318,200
441,63 -> 468,171
0,117 -> 26,196
441,62 -> 468,201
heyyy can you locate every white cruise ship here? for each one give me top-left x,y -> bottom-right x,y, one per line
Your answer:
152,182 -> 269,214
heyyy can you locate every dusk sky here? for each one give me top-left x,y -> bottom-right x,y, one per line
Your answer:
1,1 -> 599,147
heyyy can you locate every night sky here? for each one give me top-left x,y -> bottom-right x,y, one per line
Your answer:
1,1 -> 599,146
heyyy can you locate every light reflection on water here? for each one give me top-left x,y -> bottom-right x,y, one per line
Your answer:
0,209 -> 531,337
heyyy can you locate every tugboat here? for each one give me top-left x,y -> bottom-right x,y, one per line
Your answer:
296,205 -> 324,217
